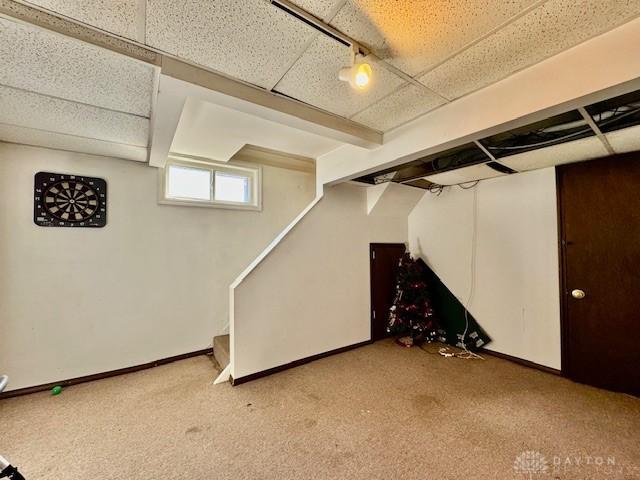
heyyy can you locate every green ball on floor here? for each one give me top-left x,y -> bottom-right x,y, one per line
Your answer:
51,385 -> 62,396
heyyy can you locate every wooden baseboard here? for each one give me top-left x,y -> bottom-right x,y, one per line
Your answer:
0,348 -> 213,400
1,343 -> 559,398
231,340 -> 373,386
481,348 -> 562,376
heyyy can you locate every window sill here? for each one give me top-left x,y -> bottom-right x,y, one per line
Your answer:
158,198 -> 262,211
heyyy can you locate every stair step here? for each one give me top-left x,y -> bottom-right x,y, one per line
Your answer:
213,334 -> 230,370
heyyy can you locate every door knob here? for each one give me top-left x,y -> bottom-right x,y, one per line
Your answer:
571,289 -> 586,299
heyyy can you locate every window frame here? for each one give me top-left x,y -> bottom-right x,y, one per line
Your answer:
159,156 -> 262,211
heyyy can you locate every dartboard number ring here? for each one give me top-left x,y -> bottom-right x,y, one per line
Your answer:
34,172 -> 107,228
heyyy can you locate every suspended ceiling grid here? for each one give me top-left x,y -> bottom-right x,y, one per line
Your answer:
16,0 -> 640,133
354,89 -> 640,186
0,15 -> 156,161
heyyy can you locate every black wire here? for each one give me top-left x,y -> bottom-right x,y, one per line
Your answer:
490,105 -> 640,154
597,106 -> 640,129
458,180 -> 479,190
427,184 -> 445,195
427,180 -> 479,194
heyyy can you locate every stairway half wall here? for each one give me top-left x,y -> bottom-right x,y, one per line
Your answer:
231,183 -> 409,380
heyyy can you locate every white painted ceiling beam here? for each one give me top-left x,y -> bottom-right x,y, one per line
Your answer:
317,17 -> 640,185
169,95 -> 342,163
161,58 -> 380,148
150,72 -> 373,169
148,76 -> 186,167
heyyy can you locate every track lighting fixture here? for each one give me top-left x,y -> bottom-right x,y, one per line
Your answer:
339,45 -> 372,90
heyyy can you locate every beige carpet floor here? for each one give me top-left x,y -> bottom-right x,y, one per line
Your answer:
1,340 -> 639,479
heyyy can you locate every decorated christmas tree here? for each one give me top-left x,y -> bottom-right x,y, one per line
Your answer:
387,253 -> 440,347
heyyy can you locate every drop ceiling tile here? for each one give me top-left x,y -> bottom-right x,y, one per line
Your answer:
606,125 -> 640,154
330,0 -> 538,77
351,83 -> 447,131
500,136 -> 608,171
0,86 -> 149,147
0,124 -> 147,162
0,18 -> 154,116
146,0 -> 318,89
423,163 -> 505,186
25,0 -> 140,40
288,0 -> 341,19
419,0 -> 640,100
274,34 -> 404,118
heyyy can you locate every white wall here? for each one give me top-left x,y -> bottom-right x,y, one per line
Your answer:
232,183 -> 408,379
0,143 -> 315,390
408,168 -> 561,369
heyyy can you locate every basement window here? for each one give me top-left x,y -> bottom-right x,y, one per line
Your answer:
167,164 -> 211,200
160,157 -> 262,210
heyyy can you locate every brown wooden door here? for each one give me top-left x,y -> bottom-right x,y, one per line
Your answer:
370,243 -> 406,341
558,154 -> 640,396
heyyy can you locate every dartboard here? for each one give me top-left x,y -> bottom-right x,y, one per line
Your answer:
34,172 -> 107,227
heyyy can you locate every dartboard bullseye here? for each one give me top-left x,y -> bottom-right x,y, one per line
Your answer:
34,172 -> 107,228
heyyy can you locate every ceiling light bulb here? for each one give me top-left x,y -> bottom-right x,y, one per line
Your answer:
354,63 -> 372,89
339,62 -> 372,90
